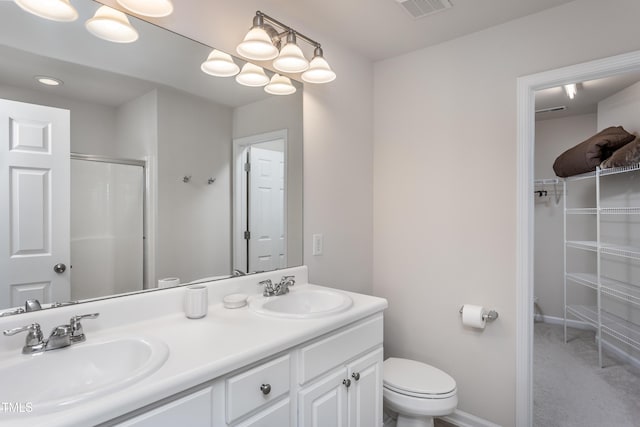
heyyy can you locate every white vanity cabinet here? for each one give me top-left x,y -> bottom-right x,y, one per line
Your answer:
297,315 -> 384,427
110,314 -> 383,427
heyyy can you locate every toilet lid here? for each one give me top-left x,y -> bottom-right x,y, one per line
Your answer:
383,358 -> 456,396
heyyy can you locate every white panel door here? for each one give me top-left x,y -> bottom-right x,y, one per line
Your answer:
347,348 -> 384,427
299,368 -> 349,427
0,99 -> 70,309
248,146 -> 285,272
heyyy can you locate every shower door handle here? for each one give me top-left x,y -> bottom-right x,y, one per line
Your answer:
53,263 -> 66,274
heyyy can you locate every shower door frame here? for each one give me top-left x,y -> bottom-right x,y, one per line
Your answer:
70,153 -> 148,289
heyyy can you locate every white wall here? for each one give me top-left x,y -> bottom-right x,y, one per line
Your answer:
233,93 -> 304,268
373,0 -> 640,424
0,83 -> 117,156
156,87 -> 233,284
598,80 -> 640,134
534,114 -> 597,319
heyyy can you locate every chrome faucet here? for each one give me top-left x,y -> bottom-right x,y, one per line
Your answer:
3,313 -> 100,354
0,299 -> 42,317
259,275 -> 296,297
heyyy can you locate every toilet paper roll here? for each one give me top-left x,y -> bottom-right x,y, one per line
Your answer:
184,285 -> 208,319
158,277 -> 180,288
461,304 -> 487,329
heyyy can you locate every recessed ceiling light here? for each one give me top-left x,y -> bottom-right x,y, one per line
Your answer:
35,76 -> 63,86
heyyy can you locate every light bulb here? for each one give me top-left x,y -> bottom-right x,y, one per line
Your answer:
302,48 -> 336,84
116,0 -> 173,17
235,63 -> 269,87
273,40 -> 309,73
85,6 -> 139,43
264,74 -> 296,95
236,27 -> 278,61
14,0 -> 78,22
201,50 -> 239,77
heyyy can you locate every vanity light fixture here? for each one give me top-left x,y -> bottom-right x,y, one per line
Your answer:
236,14 -> 280,61
272,31 -> 309,73
116,0 -> 173,18
564,83 -> 577,99
264,74 -> 296,95
236,11 -> 335,82
35,75 -> 63,86
85,5 -> 139,43
302,47 -> 336,84
235,63 -> 270,87
201,49 -> 240,77
14,0 -> 78,22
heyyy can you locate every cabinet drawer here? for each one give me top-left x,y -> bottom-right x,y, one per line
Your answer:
226,354 -> 290,423
299,314 -> 383,384
115,388 -> 212,427
235,398 -> 290,427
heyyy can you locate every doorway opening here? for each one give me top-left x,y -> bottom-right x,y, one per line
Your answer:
516,50 -> 640,426
233,130 -> 288,274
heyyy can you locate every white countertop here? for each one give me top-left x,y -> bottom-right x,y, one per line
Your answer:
0,266 -> 387,426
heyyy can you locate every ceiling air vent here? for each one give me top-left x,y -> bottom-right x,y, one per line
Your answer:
535,106 -> 567,114
396,0 -> 453,19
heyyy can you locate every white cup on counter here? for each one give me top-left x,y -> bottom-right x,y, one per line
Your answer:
184,285 -> 208,319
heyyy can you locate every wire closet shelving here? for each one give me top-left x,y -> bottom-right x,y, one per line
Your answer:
563,163 -> 640,367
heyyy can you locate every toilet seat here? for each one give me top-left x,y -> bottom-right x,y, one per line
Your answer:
383,358 -> 457,398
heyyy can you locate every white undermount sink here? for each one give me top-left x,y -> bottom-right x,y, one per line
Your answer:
249,286 -> 353,318
0,335 -> 169,417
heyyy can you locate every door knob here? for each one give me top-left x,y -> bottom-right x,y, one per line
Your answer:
260,384 -> 271,395
352,372 -> 360,381
53,263 -> 66,274
343,378 -> 351,388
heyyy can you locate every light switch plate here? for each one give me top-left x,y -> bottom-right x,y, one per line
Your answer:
312,234 -> 323,256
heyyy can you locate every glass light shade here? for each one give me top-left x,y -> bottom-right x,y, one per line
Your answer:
201,50 -> 239,77
236,27 -> 278,61
264,74 -> 296,95
116,0 -> 173,17
14,0 -> 78,22
273,42 -> 309,73
302,56 -> 336,84
235,63 -> 269,87
85,6 -> 139,43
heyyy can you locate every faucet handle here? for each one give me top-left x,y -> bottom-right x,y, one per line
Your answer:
259,279 -> 274,296
70,313 -> 100,343
281,275 -> 295,285
3,323 -> 45,353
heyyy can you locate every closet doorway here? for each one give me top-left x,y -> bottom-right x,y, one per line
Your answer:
516,50 -> 640,426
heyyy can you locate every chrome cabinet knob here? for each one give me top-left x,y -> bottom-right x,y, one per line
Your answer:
351,372 -> 360,381
343,378 -> 351,388
53,263 -> 66,273
260,383 -> 271,395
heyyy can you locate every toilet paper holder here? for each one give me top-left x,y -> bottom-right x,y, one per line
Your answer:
458,306 -> 499,322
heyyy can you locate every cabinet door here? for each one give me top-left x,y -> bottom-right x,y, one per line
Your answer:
115,388 -> 212,427
347,347 -> 383,427
299,367 -> 349,427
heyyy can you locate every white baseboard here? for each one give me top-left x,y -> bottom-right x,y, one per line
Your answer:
537,315 -> 640,370
441,409 -> 502,427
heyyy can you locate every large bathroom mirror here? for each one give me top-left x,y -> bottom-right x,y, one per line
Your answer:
0,0 -> 303,312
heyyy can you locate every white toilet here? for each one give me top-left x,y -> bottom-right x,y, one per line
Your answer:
383,357 -> 458,427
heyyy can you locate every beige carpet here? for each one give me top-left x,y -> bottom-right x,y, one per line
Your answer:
534,322 -> 640,427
